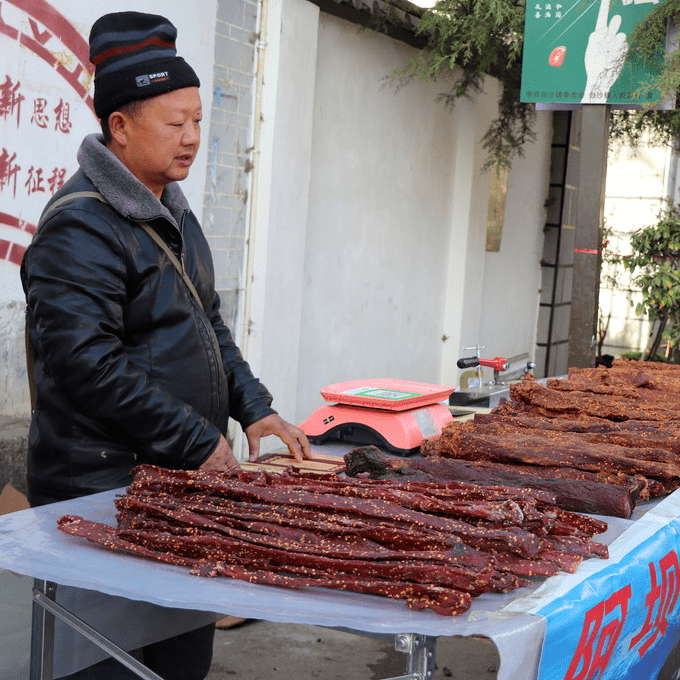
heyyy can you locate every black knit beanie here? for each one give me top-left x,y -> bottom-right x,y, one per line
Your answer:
89,12 -> 200,120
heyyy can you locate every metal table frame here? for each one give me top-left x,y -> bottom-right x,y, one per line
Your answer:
29,579 -> 437,680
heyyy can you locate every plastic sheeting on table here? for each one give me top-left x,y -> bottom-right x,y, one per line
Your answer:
0,488 -> 552,680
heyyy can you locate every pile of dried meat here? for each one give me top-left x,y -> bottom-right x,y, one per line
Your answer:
58,463 -> 608,616
412,359 -> 680,518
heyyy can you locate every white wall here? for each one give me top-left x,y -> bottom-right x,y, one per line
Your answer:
477,108 -> 552,370
298,13 -> 461,419
0,0 -> 216,416
252,2 -> 552,427
243,0 -> 319,438
429,79 -> 550,389
600,136 -> 669,358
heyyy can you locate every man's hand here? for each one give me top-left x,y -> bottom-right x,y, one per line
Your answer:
244,414 -> 312,463
199,434 -> 240,471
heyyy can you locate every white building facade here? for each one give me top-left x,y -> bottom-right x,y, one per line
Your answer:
1,0 -> 554,456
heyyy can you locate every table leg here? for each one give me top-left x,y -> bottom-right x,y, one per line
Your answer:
30,581 -> 165,680
379,633 -> 437,680
30,580 -> 56,680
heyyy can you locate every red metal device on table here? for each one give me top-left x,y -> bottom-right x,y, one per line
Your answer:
299,378 -> 456,456
451,345 -> 535,407
457,355 -> 509,372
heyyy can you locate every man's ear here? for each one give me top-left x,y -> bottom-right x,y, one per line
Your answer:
108,111 -> 129,146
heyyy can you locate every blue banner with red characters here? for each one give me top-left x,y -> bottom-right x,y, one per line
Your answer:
534,498 -> 680,680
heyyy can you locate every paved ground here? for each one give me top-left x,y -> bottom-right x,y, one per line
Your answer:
205,619 -> 499,680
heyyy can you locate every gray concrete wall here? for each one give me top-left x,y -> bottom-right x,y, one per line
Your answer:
0,301 -> 30,418
296,11 -> 459,416
0,416 -> 29,496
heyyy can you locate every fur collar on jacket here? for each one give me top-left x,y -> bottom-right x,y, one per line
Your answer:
77,133 -> 190,230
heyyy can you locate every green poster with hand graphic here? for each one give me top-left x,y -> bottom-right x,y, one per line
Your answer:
521,0 -> 669,107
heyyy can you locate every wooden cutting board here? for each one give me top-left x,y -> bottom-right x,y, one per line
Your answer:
241,450 -> 346,475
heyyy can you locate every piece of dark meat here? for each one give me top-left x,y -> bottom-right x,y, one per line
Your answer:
471,412 -> 680,456
428,424 -> 680,489
345,446 -> 640,518
507,375 -> 680,422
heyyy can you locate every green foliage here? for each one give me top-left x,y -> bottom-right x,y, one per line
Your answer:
609,110 -> 674,148
394,0 -> 533,171
614,205 -> 680,351
630,0 -> 680,104
391,0 -> 680,167
607,0 -> 680,146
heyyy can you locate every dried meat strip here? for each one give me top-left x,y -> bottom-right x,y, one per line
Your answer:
433,427 -> 680,483
205,562 -> 473,617
468,414 -> 680,460
122,493 -> 477,554
508,377 -> 680,422
123,472 -> 549,559
57,515 -> 472,616
58,465 -> 610,618
114,526 -> 500,595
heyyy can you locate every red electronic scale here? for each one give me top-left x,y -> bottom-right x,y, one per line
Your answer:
299,379 -> 456,456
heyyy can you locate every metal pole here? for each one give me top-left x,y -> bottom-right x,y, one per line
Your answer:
568,104 -> 611,368
30,580 -> 56,680
388,633 -> 437,680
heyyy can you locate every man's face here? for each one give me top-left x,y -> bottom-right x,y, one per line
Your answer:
116,87 -> 202,198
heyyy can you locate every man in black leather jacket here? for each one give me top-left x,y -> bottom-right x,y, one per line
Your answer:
21,11 -> 310,680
